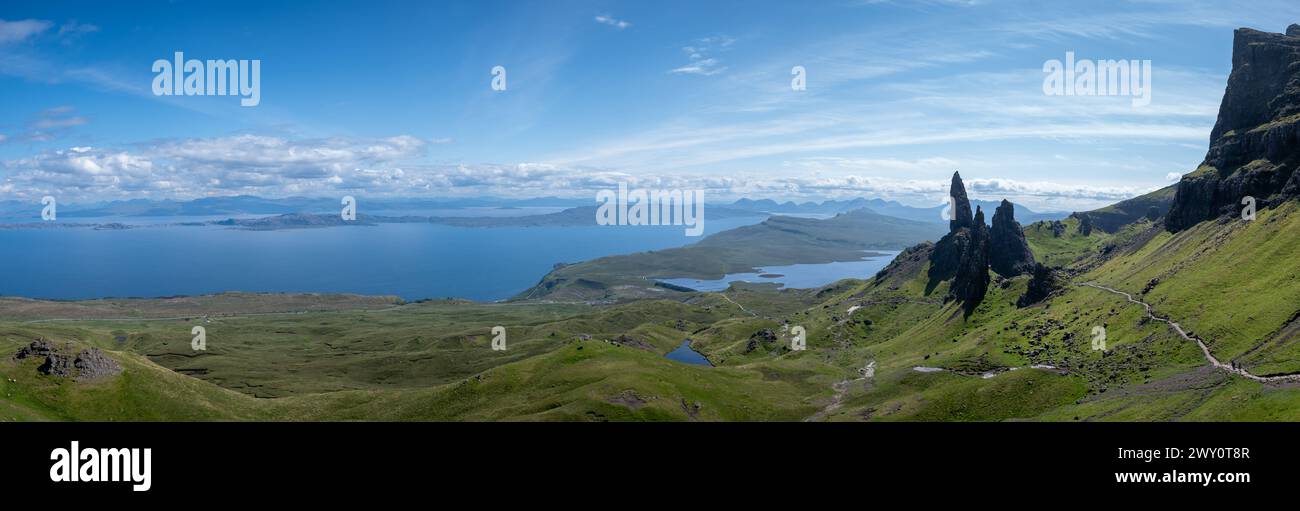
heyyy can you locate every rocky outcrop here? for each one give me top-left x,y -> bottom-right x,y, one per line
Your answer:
1167,25 -> 1300,231
1048,220 -> 1066,237
13,339 -> 122,381
1017,263 -> 1063,307
989,199 -> 1034,277
929,172 -> 992,314
948,171 -> 974,231
949,207 -> 991,314
744,328 -> 780,353
1074,212 -> 1094,236
609,334 -> 655,351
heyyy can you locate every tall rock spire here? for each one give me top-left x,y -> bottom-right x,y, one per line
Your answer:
948,171 -> 973,232
929,175 -> 993,316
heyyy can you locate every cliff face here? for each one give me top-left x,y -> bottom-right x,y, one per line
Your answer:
990,199 -> 1035,277
1167,25 -> 1300,231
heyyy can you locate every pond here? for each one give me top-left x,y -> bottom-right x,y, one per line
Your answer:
664,340 -> 712,366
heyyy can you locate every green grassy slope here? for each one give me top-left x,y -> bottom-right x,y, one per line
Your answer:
4,198 -> 1299,422
1085,201 -> 1300,376
1083,185 -> 1176,233
0,291 -> 837,421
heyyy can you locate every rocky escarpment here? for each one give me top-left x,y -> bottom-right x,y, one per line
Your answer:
1167,24 -> 1300,231
13,339 -> 122,381
990,199 -> 1034,277
929,172 -> 992,314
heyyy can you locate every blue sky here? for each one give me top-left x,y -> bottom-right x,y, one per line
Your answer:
2,0 -> 1299,210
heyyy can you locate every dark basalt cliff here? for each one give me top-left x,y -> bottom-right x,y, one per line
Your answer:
990,199 -> 1035,277
1167,24 -> 1300,231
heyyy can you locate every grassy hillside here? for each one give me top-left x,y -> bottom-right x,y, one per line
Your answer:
3,197 -> 1299,422
1083,185 -> 1176,233
0,290 -> 838,421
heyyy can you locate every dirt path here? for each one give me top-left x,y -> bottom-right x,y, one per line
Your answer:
720,293 -> 758,318
1080,282 -> 1300,383
805,360 -> 874,421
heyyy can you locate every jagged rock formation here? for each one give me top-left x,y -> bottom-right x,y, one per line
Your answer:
13,339 -> 122,381
948,171 -> 974,230
1167,25 -> 1300,231
990,199 -> 1034,276
929,173 -> 991,314
1048,220 -> 1065,237
1017,263 -> 1063,307
950,206 -> 991,313
1074,212 -> 1094,236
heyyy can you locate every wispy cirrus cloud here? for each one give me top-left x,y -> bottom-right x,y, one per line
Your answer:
56,20 -> 99,39
0,106 -> 91,144
0,18 -> 52,44
594,15 -> 630,29
669,36 -> 735,76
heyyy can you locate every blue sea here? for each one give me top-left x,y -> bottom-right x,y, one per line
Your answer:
0,216 -> 764,302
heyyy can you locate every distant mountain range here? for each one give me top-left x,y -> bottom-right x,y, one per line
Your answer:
0,194 -> 1070,223
727,197 -> 1067,224
0,195 -> 591,219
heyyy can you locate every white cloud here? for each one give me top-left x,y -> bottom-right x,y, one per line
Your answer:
594,15 -> 630,30
669,36 -> 734,76
0,133 -> 1160,211
1,135 -> 441,199
56,20 -> 98,38
1165,171 -> 1183,181
0,18 -> 52,44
